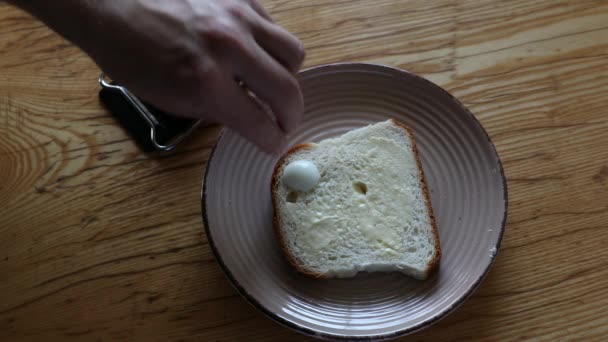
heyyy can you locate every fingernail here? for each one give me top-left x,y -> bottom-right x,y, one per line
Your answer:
256,132 -> 286,156
273,135 -> 289,156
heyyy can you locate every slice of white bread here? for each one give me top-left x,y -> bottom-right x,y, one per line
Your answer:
271,119 -> 441,280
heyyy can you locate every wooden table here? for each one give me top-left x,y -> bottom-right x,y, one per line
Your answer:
1,1 -> 607,341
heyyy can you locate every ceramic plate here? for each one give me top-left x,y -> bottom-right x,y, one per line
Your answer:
202,63 -> 507,340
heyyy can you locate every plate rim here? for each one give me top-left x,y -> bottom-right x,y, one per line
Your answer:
201,62 -> 509,341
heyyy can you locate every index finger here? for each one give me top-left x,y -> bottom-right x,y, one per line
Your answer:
218,78 -> 287,154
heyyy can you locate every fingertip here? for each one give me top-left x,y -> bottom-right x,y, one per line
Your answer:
257,131 -> 287,156
278,81 -> 304,135
292,40 -> 306,73
283,34 -> 306,74
277,139 -> 290,156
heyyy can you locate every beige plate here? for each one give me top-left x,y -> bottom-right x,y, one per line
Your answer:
202,63 -> 508,340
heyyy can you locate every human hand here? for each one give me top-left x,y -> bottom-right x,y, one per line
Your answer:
13,0 -> 305,153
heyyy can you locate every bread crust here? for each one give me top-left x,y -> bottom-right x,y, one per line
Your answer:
271,143 -> 326,278
271,119 -> 441,279
389,118 -> 442,278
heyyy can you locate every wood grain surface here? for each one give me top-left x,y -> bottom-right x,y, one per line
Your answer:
1,0 -> 607,341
